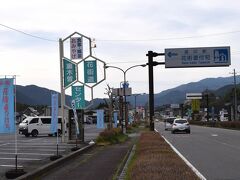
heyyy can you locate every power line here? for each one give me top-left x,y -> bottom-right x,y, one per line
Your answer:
1,23 -> 240,43
97,30 -> 240,42
0,23 -> 58,42
106,61 -> 145,65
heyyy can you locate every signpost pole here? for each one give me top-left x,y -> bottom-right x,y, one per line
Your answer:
147,51 -> 155,131
146,51 -> 165,131
14,76 -> 18,171
59,38 -> 66,142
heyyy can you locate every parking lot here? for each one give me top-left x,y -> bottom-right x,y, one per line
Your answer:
0,124 -> 102,180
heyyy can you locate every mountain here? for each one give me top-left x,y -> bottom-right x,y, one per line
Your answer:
16,85 -> 72,106
128,76 -> 240,106
15,75 -> 240,108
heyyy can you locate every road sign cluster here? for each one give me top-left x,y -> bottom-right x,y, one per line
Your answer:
61,32 -> 106,110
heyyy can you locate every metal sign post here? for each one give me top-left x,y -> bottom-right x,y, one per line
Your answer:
146,46 -> 231,131
59,32 -> 106,142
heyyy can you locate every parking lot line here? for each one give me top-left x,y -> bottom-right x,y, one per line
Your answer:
0,143 -> 9,147
0,158 -> 41,161
5,145 -> 68,149
0,165 -> 23,168
0,152 -> 54,156
0,148 -> 65,152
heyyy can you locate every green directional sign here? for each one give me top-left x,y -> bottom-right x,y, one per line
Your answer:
64,58 -> 77,88
72,86 -> 85,109
84,60 -> 97,83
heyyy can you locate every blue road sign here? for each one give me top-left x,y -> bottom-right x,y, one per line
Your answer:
165,46 -> 231,68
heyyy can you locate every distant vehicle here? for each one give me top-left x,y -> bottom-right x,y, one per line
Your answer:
172,118 -> 190,134
164,117 -> 175,130
220,110 -> 228,121
85,117 -> 93,124
19,116 -> 62,137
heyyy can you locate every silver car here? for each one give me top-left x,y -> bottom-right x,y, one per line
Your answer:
171,118 -> 190,134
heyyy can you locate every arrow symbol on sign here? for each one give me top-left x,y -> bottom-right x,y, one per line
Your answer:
167,52 -> 178,58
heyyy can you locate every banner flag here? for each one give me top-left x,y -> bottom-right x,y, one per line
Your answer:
71,100 -> 80,135
51,93 -> 58,133
97,109 -> 104,129
129,115 -> 133,124
113,112 -> 118,128
0,78 -> 15,133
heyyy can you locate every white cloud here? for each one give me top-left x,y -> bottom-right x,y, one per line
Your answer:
0,0 -> 239,99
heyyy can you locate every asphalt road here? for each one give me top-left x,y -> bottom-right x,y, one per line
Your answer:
155,121 -> 240,180
0,124 -> 102,180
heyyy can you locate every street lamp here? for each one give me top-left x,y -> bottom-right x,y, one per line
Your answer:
133,93 -> 146,121
105,64 -> 146,131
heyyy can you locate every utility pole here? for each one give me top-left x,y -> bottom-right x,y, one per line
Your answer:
230,69 -> 238,121
206,93 -> 209,122
233,69 -> 237,121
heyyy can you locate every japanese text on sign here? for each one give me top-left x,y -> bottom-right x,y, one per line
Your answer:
72,86 -> 85,109
84,60 -> 97,83
64,58 -> 77,87
51,93 -> 58,133
165,46 -> 230,68
70,37 -> 83,60
0,78 -> 15,133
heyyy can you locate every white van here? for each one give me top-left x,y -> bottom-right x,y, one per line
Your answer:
19,116 -> 62,137
164,117 -> 176,130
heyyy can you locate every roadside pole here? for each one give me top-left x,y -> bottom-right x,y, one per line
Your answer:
146,51 -> 165,131
59,38 -> 66,142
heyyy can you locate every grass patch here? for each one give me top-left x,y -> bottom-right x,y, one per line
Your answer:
126,132 -> 199,180
96,128 -> 128,145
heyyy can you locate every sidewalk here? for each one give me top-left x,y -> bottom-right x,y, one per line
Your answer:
38,135 -> 138,180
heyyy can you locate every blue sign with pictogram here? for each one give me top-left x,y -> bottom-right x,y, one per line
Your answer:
165,46 -> 231,68
213,49 -> 229,63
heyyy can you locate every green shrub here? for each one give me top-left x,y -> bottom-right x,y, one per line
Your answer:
96,128 -> 128,145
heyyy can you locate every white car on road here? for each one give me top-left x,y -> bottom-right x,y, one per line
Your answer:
171,118 -> 190,134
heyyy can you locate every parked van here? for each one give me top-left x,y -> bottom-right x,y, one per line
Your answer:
19,116 -> 62,137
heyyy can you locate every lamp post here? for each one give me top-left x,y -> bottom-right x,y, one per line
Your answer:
133,93 -> 145,121
105,64 -> 146,131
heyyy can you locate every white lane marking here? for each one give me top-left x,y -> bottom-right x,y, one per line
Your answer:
0,158 -> 41,161
211,134 -> 218,137
0,152 -> 54,156
0,165 -> 23,167
154,129 -> 206,180
162,135 -> 206,180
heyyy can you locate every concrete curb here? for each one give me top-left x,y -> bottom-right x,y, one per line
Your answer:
118,144 -> 136,180
15,143 -> 95,180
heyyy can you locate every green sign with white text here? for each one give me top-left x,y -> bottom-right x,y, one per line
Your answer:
72,86 -> 85,109
84,60 -> 97,83
64,58 -> 77,88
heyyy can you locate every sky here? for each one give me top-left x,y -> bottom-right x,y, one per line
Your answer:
0,0 -> 240,100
